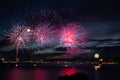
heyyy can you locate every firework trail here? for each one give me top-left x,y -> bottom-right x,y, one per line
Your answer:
33,23 -> 55,47
7,23 -> 32,60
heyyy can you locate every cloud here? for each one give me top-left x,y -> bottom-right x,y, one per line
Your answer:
33,48 -> 64,54
83,21 -> 120,39
82,40 -> 120,48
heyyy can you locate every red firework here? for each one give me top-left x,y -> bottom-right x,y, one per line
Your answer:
60,23 -> 87,47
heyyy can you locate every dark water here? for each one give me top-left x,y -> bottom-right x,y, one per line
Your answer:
1,64 -> 120,80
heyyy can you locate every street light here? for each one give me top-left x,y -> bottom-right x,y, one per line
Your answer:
94,53 -> 100,80
94,53 -> 100,59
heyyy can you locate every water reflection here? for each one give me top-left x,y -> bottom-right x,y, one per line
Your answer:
7,68 -> 30,80
5,68 -> 84,80
33,69 -> 48,80
59,68 -> 83,76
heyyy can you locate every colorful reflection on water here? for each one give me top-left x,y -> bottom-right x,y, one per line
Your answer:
5,68 -> 84,80
59,68 -> 83,76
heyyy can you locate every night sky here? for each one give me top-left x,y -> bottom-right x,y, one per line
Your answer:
0,0 -> 120,58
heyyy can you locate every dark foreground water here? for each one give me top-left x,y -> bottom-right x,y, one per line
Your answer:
0,64 -> 120,80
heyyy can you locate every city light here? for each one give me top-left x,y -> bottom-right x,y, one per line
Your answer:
15,64 -> 18,67
64,64 -> 68,67
34,64 -> 37,66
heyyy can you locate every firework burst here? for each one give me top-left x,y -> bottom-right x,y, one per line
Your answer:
33,23 -> 55,46
8,24 -> 31,47
7,23 -> 32,60
60,23 -> 87,47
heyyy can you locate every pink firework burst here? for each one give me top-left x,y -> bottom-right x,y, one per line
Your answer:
59,23 -> 88,56
60,23 -> 87,47
34,23 -> 55,46
8,24 -> 32,47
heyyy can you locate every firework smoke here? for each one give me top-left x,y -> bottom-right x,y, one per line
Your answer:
30,9 -> 62,25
